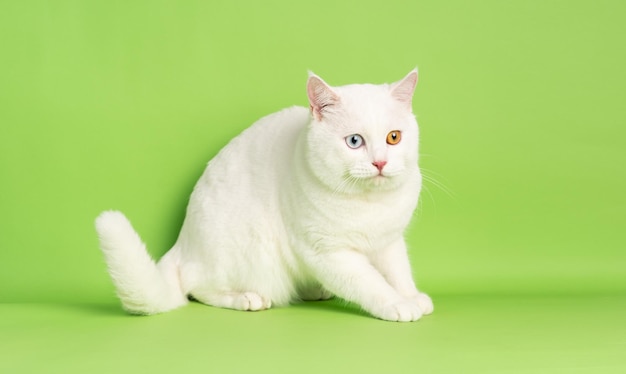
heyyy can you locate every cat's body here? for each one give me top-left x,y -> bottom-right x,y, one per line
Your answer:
96,70 -> 433,321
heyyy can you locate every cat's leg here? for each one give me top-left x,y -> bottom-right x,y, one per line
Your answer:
191,290 -> 272,312
304,249 -> 423,322
370,239 -> 433,315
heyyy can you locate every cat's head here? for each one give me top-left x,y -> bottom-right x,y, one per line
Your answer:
305,70 -> 420,194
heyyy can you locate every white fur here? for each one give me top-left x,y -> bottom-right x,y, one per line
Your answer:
95,70 -> 433,322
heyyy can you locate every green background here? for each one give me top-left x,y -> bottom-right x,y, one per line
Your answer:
1,1 -> 624,373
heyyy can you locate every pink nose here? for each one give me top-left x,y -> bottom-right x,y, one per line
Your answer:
372,161 -> 387,172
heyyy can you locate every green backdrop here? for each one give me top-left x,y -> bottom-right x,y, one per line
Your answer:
1,1 -> 625,373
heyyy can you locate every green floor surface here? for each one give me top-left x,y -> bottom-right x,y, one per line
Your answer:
2,295 -> 625,373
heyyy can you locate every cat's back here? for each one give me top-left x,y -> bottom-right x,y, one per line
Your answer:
191,106 -> 310,207
213,105 -> 308,175
239,105 -> 310,160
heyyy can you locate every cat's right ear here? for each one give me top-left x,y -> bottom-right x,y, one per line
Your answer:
307,73 -> 340,121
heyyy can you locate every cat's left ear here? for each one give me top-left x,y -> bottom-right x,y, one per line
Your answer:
307,72 -> 340,121
390,69 -> 418,111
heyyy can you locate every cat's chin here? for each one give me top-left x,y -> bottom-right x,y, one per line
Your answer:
371,175 -> 389,186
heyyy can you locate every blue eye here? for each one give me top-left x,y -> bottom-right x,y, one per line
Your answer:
345,134 -> 364,149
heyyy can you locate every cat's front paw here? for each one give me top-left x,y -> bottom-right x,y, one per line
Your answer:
411,292 -> 434,315
375,300 -> 423,322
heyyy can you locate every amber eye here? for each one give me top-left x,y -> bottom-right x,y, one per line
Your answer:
386,131 -> 402,145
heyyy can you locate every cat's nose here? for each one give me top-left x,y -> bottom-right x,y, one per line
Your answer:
372,161 -> 387,172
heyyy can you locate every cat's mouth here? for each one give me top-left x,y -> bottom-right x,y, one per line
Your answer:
353,173 -> 392,190
344,168 -> 402,192
368,169 -> 407,190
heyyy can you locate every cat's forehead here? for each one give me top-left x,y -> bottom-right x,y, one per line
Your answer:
334,83 -> 392,104
333,83 -> 414,130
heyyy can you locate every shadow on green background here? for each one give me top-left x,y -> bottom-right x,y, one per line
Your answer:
1,1 -> 625,373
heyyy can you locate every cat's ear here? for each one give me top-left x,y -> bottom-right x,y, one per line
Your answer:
390,69 -> 418,110
307,72 -> 340,121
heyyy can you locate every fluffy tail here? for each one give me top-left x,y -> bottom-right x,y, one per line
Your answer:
95,210 -> 188,315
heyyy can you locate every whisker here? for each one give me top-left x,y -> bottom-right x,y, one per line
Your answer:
332,174 -> 359,197
420,168 -> 456,200
417,183 -> 437,218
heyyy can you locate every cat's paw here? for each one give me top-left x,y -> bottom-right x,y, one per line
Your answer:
411,292 -> 434,315
375,300 -> 423,322
235,292 -> 272,311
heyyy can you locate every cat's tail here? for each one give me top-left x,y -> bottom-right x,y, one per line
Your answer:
95,210 -> 188,315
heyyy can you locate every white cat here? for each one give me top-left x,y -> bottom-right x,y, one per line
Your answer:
95,70 -> 433,322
